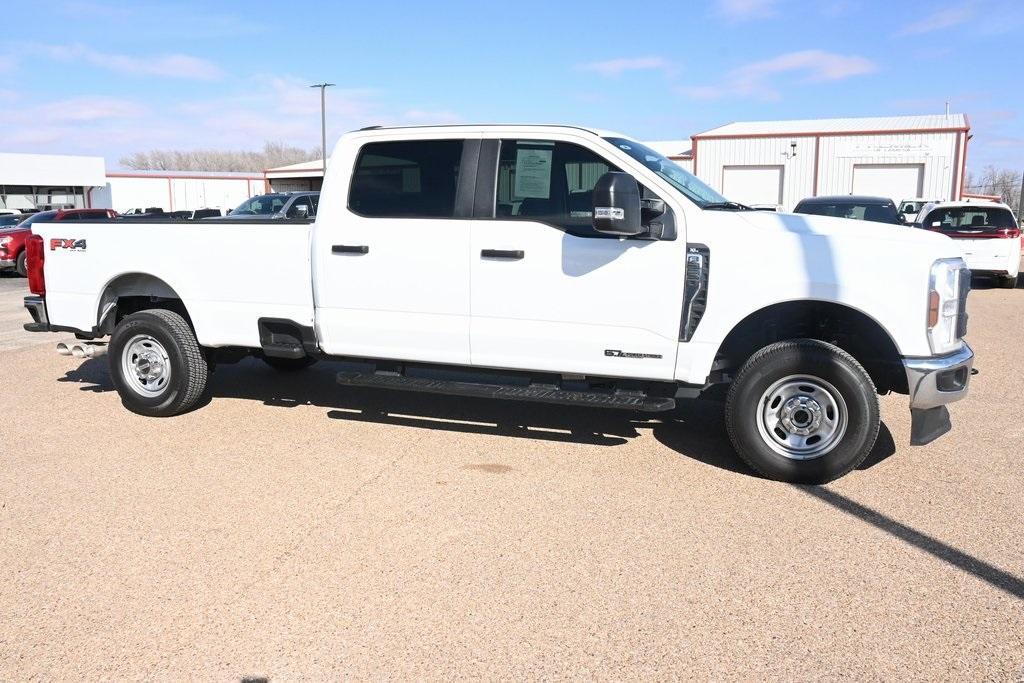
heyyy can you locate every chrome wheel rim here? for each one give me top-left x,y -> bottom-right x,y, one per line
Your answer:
757,375 -> 847,460
121,334 -> 171,397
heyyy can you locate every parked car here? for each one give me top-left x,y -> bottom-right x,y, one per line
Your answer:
916,200 -> 1020,288
215,192 -> 319,220
897,198 -> 939,224
0,208 -> 117,276
793,196 -> 903,225
22,125 -> 973,484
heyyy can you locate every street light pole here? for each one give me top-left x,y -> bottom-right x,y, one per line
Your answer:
310,82 -> 335,179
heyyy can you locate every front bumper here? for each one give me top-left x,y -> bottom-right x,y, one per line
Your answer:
902,344 -> 974,445
0,258 -> 14,269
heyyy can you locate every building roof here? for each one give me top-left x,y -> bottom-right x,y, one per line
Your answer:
693,114 -> 968,139
106,169 -> 263,179
0,152 -> 106,187
265,159 -> 325,178
646,140 -> 693,158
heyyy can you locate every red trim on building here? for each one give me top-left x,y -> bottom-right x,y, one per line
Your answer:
691,126 -> 969,141
106,172 -> 264,181
812,136 -> 821,196
951,132 -> 962,201
690,137 -> 699,178
167,178 -> 173,211
958,132 -> 970,201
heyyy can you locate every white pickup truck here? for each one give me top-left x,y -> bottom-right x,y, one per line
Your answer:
23,125 -> 974,483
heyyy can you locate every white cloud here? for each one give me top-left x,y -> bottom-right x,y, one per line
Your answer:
896,5 -> 973,35
0,74 -> 462,163
716,0 -> 779,19
37,44 -> 224,80
37,96 -> 148,123
577,56 -> 670,77
679,49 -> 876,100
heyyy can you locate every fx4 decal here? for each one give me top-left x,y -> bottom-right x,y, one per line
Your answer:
50,238 -> 87,251
605,349 -> 663,359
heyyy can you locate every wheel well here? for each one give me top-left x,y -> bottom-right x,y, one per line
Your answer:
97,273 -> 193,333
716,301 -> 907,394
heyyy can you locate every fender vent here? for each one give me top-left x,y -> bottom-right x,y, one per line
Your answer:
680,244 -> 709,342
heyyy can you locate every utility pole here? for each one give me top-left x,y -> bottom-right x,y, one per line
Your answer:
309,83 -> 335,178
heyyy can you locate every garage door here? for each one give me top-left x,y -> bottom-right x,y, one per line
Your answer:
852,164 -> 924,202
722,166 -> 784,207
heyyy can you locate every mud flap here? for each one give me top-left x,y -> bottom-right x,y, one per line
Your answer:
910,405 -> 952,446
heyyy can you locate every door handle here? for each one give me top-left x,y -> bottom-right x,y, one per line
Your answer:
332,244 -> 369,254
481,249 -> 524,260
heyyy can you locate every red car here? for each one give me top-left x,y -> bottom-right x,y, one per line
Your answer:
0,208 -> 117,276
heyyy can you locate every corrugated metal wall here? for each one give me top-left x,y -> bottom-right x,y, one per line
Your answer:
695,131 -> 962,211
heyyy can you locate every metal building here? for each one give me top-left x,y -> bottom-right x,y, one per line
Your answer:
690,114 -> 970,210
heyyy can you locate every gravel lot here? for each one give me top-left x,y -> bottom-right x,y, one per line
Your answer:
1,269 -> 1022,679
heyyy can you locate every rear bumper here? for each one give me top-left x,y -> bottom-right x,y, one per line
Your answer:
902,344 -> 974,446
23,295 -> 50,332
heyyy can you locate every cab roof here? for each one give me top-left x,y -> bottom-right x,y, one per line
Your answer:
348,123 -> 627,138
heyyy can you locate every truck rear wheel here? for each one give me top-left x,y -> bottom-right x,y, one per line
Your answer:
725,339 -> 879,484
109,309 -> 208,417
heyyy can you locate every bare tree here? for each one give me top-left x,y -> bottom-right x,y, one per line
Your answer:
119,141 -> 321,172
964,166 -> 1022,211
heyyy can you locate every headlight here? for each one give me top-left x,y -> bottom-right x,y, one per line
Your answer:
0,237 -> 11,246
927,257 -> 969,354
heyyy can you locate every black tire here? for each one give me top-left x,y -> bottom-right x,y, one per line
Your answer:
998,275 -> 1017,289
261,355 -> 317,371
725,339 -> 879,484
108,309 -> 208,417
15,251 -> 27,277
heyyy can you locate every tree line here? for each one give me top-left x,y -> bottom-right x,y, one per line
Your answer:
119,141 -> 320,172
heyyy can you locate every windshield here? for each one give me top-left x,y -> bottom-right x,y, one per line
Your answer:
795,200 -> 900,225
603,137 -> 728,208
0,215 -> 22,227
922,206 -> 1016,233
231,194 -> 287,216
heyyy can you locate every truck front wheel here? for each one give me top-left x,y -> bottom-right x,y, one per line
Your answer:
109,309 -> 209,417
15,251 -> 27,277
725,339 -> 879,484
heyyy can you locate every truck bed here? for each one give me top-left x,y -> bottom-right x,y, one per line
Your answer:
33,219 -> 315,348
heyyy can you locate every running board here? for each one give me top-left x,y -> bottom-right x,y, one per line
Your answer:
336,371 -> 675,412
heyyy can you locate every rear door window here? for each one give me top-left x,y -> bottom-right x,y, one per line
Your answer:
348,140 -> 463,218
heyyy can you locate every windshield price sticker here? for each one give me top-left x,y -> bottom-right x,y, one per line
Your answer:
514,148 -> 552,198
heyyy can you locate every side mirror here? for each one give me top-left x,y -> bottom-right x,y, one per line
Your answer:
592,172 -> 643,236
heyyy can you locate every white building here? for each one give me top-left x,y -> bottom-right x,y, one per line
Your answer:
0,152 -> 107,211
94,171 -> 265,214
265,159 -> 324,192
690,114 -> 970,210
0,152 -> 265,214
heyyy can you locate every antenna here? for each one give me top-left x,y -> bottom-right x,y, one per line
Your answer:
944,100 -> 950,116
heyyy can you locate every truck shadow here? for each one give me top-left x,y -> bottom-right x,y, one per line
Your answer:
56,356 -> 896,475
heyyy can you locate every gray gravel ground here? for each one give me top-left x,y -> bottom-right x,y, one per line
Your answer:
1,269 -> 1022,679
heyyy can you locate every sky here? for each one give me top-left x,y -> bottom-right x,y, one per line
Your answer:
0,0 -> 1021,171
